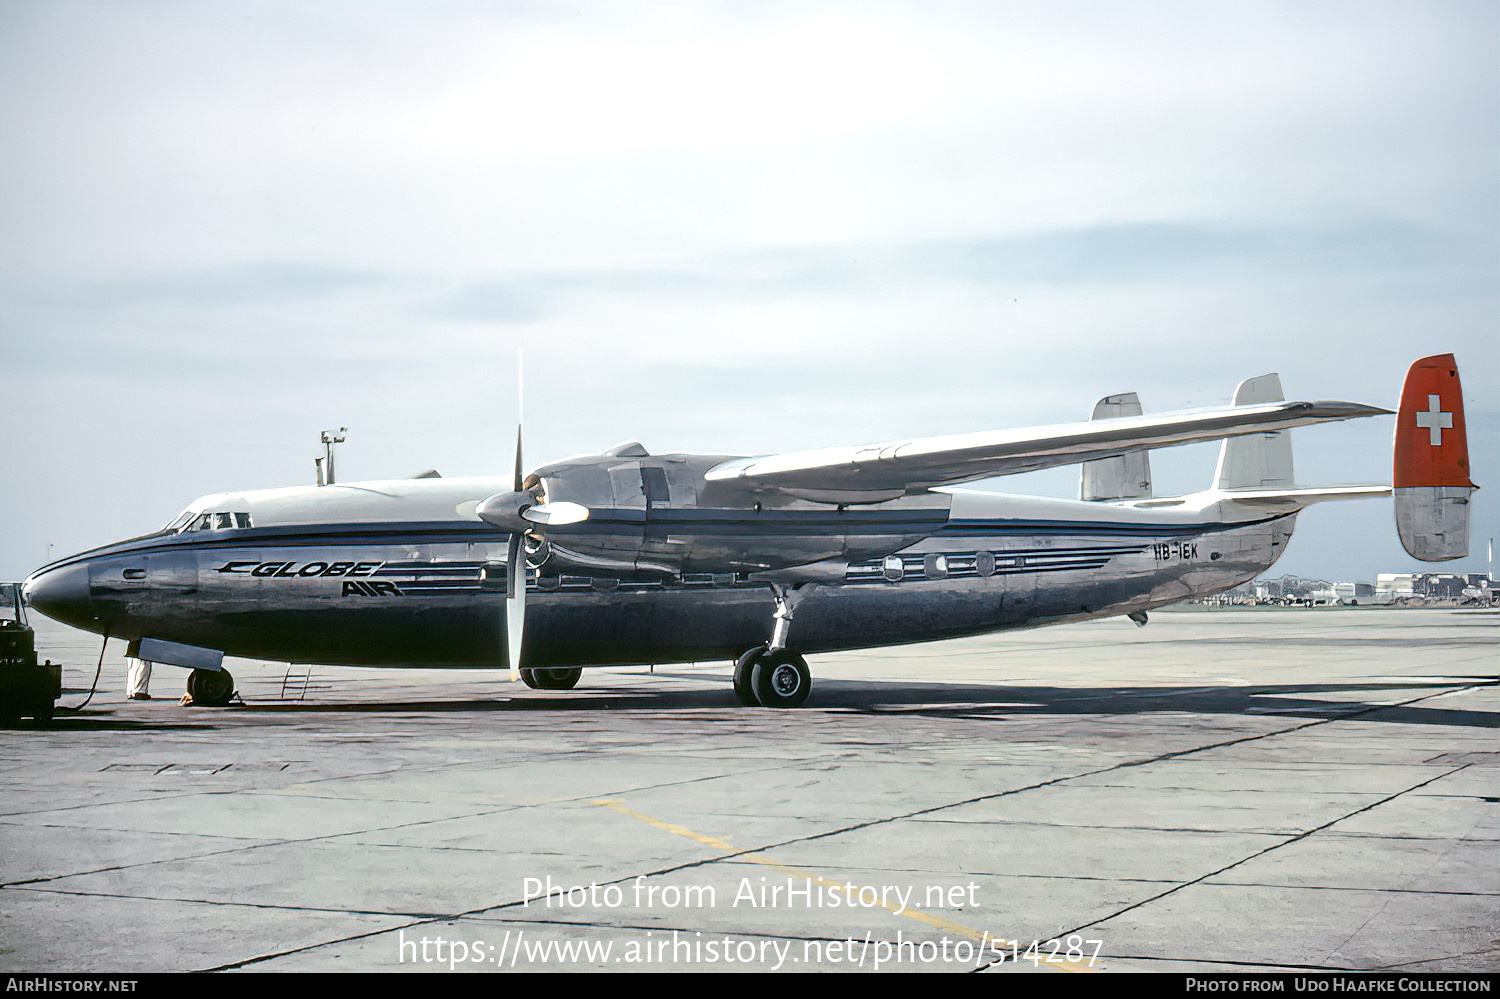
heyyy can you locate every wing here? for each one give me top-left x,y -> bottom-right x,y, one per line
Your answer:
705,399 -> 1390,499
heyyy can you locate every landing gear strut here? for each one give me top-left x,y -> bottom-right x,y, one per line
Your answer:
520,667 -> 582,690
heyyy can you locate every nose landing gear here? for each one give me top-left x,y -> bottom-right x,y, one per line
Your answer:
520,667 -> 583,690
186,668 -> 236,707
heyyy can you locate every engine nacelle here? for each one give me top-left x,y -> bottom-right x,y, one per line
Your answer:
527,446 -> 951,577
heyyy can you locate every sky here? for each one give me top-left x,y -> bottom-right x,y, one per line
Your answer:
1,0 -> 1496,584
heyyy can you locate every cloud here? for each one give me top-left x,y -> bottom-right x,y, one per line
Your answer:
0,2 -> 1494,581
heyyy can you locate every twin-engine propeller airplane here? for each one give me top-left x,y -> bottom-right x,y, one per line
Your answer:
23,354 -> 1474,708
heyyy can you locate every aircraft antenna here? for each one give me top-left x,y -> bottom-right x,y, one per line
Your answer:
319,428 -> 348,486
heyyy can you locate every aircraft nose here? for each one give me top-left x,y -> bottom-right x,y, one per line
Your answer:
22,563 -> 92,628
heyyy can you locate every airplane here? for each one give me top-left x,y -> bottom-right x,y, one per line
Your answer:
20,354 -> 1474,709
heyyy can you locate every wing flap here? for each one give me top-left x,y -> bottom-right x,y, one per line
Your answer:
706,400 -> 1390,494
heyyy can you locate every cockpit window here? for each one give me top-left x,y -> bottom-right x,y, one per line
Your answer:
164,510 -> 196,532
174,511 -> 253,534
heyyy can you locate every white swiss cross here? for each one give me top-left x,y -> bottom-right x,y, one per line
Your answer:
1414,393 -> 1453,446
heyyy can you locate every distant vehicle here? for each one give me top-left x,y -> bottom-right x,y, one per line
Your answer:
22,355 -> 1474,708
0,582 -> 61,723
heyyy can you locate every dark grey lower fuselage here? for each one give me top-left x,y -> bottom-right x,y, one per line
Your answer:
25,491 -> 1295,668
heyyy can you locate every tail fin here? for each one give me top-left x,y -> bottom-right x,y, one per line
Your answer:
1215,374 -> 1295,490
1394,354 -> 1475,561
1081,393 -> 1153,501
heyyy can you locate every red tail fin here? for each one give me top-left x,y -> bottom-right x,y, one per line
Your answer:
1393,354 -> 1474,560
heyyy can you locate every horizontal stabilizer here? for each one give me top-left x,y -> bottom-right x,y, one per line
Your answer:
1393,354 -> 1475,561
1221,485 -> 1392,508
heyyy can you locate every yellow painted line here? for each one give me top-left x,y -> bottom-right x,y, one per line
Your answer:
593,798 -> 1099,973
595,798 -> 738,852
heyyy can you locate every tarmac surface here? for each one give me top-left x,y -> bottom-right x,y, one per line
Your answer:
1,607 -> 1495,974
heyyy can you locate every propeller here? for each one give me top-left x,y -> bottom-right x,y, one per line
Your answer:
476,356 -> 589,680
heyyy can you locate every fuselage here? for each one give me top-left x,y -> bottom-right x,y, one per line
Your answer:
21,474 -> 1294,669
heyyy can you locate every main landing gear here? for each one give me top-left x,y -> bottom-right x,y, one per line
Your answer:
521,667 -> 583,690
733,646 -> 811,707
733,583 -> 815,708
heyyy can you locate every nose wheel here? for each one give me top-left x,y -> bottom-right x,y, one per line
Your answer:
186,668 -> 236,707
520,667 -> 582,690
732,646 -> 811,708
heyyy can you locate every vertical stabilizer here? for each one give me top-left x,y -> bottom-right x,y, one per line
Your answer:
1081,393 -> 1153,501
1215,373 -> 1295,490
1394,354 -> 1474,561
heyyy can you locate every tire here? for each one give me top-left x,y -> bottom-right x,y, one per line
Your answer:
520,669 -> 542,689
750,651 -> 811,708
732,647 -> 764,706
531,667 -> 581,690
187,668 -> 235,707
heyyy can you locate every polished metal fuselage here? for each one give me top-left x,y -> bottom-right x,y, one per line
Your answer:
23,473 -> 1295,669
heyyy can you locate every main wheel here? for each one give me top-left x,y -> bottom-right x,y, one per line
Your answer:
530,667 -> 581,690
187,668 -> 235,707
520,669 -> 542,689
750,651 -> 811,708
732,647 -> 764,706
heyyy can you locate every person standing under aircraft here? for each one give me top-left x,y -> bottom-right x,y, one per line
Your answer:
126,657 -> 151,700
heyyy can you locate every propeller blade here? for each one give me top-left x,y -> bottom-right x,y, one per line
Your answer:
514,348 -> 525,493
504,347 -> 526,681
505,532 -> 525,681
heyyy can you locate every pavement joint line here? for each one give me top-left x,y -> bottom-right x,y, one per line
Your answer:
1203,882 -> 1500,897
65,666 -> 1488,972
4,884 -> 438,919
1101,953 -> 1359,972
0,759 -> 815,889
588,797 -> 1087,974
1019,691 -> 1484,968
491,916 -> 892,947
1369,947 -> 1500,972
1325,878 -> 1405,960
0,803 -> 525,889
588,714 -> 1345,868
400,687 -> 1457,956
903,818 -> 1353,835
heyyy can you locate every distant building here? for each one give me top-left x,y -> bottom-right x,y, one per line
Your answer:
1196,572 -> 1490,607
